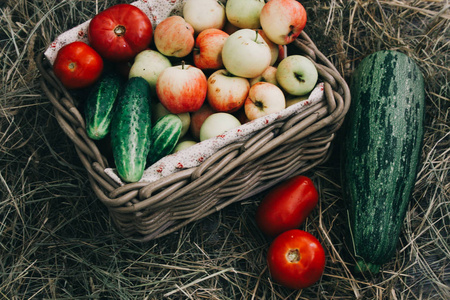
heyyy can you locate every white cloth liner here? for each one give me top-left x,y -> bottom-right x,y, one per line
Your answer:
44,0 -> 324,185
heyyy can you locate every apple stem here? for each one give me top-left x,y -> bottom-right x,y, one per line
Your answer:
288,25 -> 295,38
254,30 -> 259,42
295,73 -> 305,83
182,60 -> 185,70
255,100 -> 264,111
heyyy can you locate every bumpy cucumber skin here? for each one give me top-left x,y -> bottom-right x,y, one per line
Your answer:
147,114 -> 182,165
111,77 -> 152,183
85,72 -> 122,140
341,50 -> 425,273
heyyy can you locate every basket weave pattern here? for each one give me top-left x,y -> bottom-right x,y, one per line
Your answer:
37,31 -> 351,241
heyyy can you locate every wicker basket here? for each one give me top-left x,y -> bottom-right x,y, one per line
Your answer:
36,30 -> 350,241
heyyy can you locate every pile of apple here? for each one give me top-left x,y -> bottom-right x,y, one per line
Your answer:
54,0 -> 319,153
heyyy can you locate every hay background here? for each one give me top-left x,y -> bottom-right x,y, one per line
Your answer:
0,0 -> 448,299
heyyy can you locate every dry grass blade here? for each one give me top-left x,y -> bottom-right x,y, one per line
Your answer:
0,0 -> 449,299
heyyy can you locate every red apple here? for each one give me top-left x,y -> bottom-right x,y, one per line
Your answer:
156,63 -> 207,114
190,103 -> 215,140
154,16 -> 195,57
193,29 -> 229,71
245,82 -> 286,121
207,69 -> 250,113
260,0 -> 307,45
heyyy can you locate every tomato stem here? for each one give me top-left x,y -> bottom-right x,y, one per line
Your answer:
114,25 -> 126,37
68,62 -> 76,72
287,249 -> 300,263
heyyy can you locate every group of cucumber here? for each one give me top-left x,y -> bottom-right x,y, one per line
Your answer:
85,73 -> 182,183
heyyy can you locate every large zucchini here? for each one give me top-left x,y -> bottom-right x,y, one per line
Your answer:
110,77 -> 152,183
341,50 -> 425,273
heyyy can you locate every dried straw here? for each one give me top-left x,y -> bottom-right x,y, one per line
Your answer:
0,0 -> 448,298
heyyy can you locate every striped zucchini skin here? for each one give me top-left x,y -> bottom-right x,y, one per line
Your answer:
111,77 -> 152,183
147,114 -> 182,165
341,50 -> 425,273
85,72 -> 122,140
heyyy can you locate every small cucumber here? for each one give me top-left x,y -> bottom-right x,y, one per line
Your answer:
84,72 -> 122,140
147,114 -> 182,165
111,77 -> 152,183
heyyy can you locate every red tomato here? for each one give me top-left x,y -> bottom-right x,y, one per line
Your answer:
88,4 -> 153,62
267,229 -> 326,289
53,41 -> 103,89
255,175 -> 319,237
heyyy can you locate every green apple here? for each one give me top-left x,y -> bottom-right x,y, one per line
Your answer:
225,0 -> 265,29
173,140 -> 197,153
128,50 -> 172,95
199,113 -> 241,141
276,55 -> 318,96
183,0 -> 226,33
286,94 -> 310,107
222,29 -> 271,78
